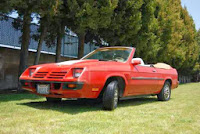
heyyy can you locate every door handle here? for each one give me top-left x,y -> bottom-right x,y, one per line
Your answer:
153,70 -> 156,72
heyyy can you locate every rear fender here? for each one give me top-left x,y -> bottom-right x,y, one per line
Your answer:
164,77 -> 172,86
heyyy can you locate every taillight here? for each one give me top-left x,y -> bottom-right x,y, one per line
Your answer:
73,68 -> 83,78
29,68 -> 36,77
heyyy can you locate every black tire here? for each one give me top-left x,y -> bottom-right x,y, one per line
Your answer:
46,97 -> 62,103
102,81 -> 119,110
157,81 -> 171,101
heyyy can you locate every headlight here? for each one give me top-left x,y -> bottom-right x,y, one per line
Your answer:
29,68 -> 36,77
73,68 -> 83,78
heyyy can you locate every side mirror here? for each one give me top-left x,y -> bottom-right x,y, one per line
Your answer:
131,59 -> 141,65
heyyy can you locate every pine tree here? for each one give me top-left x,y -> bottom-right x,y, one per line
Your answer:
134,0 -> 160,63
99,0 -> 143,46
179,7 -> 199,74
34,0 -> 61,64
63,0 -> 118,58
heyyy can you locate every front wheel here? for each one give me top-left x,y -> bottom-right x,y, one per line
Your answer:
46,97 -> 62,103
157,81 -> 171,101
102,81 -> 119,110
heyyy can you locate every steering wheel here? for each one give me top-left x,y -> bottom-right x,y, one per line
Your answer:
114,57 -> 124,62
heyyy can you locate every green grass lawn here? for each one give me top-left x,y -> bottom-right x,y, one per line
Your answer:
0,83 -> 200,134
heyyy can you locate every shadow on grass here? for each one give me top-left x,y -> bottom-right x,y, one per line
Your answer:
0,93 -> 41,102
18,97 -> 157,114
118,97 -> 157,108
19,99 -> 102,114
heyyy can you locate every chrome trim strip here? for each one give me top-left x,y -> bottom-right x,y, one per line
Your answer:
131,77 -> 164,80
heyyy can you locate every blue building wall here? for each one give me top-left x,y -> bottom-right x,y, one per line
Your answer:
0,15 -> 97,58
0,15 -> 100,90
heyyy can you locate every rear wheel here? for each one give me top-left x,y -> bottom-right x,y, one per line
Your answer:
157,81 -> 171,101
46,97 -> 62,103
102,81 -> 119,110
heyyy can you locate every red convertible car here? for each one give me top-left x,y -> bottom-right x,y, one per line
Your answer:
20,47 -> 178,110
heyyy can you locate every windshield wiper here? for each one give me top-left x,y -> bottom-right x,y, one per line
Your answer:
98,59 -> 117,62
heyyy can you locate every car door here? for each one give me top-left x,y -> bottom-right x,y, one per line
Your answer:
128,65 -> 159,95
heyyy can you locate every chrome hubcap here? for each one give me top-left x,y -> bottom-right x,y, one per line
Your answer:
114,86 -> 118,106
164,85 -> 170,99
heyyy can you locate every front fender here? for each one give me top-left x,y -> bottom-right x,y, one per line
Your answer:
86,71 -> 129,98
104,73 -> 128,86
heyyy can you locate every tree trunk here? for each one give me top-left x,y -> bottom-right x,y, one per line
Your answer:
55,23 -> 65,62
34,22 -> 47,65
19,13 -> 31,74
18,12 -> 31,90
78,33 -> 86,59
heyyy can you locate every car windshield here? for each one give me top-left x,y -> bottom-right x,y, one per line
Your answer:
82,48 -> 132,62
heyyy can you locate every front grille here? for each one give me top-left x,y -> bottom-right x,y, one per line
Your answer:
33,72 -> 48,78
53,83 -> 61,89
47,72 -> 67,79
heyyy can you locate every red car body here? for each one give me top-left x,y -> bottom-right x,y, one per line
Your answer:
20,47 -> 178,102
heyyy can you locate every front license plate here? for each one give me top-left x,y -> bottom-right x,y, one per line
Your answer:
37,84 -> 50,94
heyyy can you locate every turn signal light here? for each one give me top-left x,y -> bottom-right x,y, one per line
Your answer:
92,88 -> 99,92
25,82 -> 29,86
68,84 -> 76,88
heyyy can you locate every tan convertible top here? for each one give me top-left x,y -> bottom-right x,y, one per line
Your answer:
153,63 -> 171,69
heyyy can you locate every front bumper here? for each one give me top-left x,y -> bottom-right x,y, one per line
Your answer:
20,80 -> 84,90
20,80 -> 87,98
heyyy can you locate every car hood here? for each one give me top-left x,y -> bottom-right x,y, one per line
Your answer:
32,59 -> 126,71
57,59 -> 100,67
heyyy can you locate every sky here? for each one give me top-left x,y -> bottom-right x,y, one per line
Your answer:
9,0 -> 200,30
181,0 -> 200,30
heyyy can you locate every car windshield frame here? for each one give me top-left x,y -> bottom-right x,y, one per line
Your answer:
81,47 -> 133,63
